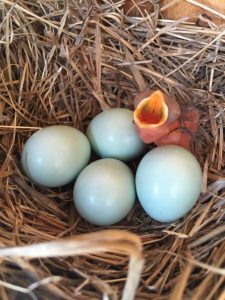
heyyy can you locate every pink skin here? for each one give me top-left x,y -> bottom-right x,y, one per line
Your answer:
156,110 -> 200,150
156,130 -> 192,150
182,110 -> 199,133
135,120 -> 180,144
133,90 -> 200,149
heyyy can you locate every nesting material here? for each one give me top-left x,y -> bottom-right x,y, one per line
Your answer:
124,0 -> 225,25
0,1 -> 225,300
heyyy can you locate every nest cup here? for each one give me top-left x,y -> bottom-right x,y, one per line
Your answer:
0,1 -> 225,299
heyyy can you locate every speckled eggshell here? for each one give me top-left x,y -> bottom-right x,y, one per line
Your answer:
86,108 -> 146,161
73,158 -> 136,226
21,125 -> 91,187
135,145 -> 202,222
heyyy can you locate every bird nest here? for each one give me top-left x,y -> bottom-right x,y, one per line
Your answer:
0,1 -> 224,300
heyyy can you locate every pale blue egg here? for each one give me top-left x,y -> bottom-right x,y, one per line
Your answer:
73,158 -> 135,226
136,145 -> 202,222
21,125 -> 91,187
86,108 -> 146,161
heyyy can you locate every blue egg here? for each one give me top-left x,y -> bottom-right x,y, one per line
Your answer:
86,108 -> 146,161
136,145 -> 202,222
21,125 -> 91,187
73,158 -> 135,225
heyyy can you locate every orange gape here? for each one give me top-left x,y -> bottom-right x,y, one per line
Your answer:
124,0 -> 225,25
133,90 -> 199,150
134,90 -> 180,143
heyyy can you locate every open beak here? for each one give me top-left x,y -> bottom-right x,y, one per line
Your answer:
134,90 -> 181,143
134,90 -> 168,128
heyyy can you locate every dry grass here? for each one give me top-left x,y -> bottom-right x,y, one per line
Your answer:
0,0 -> 225,299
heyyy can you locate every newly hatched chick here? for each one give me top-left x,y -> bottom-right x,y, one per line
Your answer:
133,90 -> 199,150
